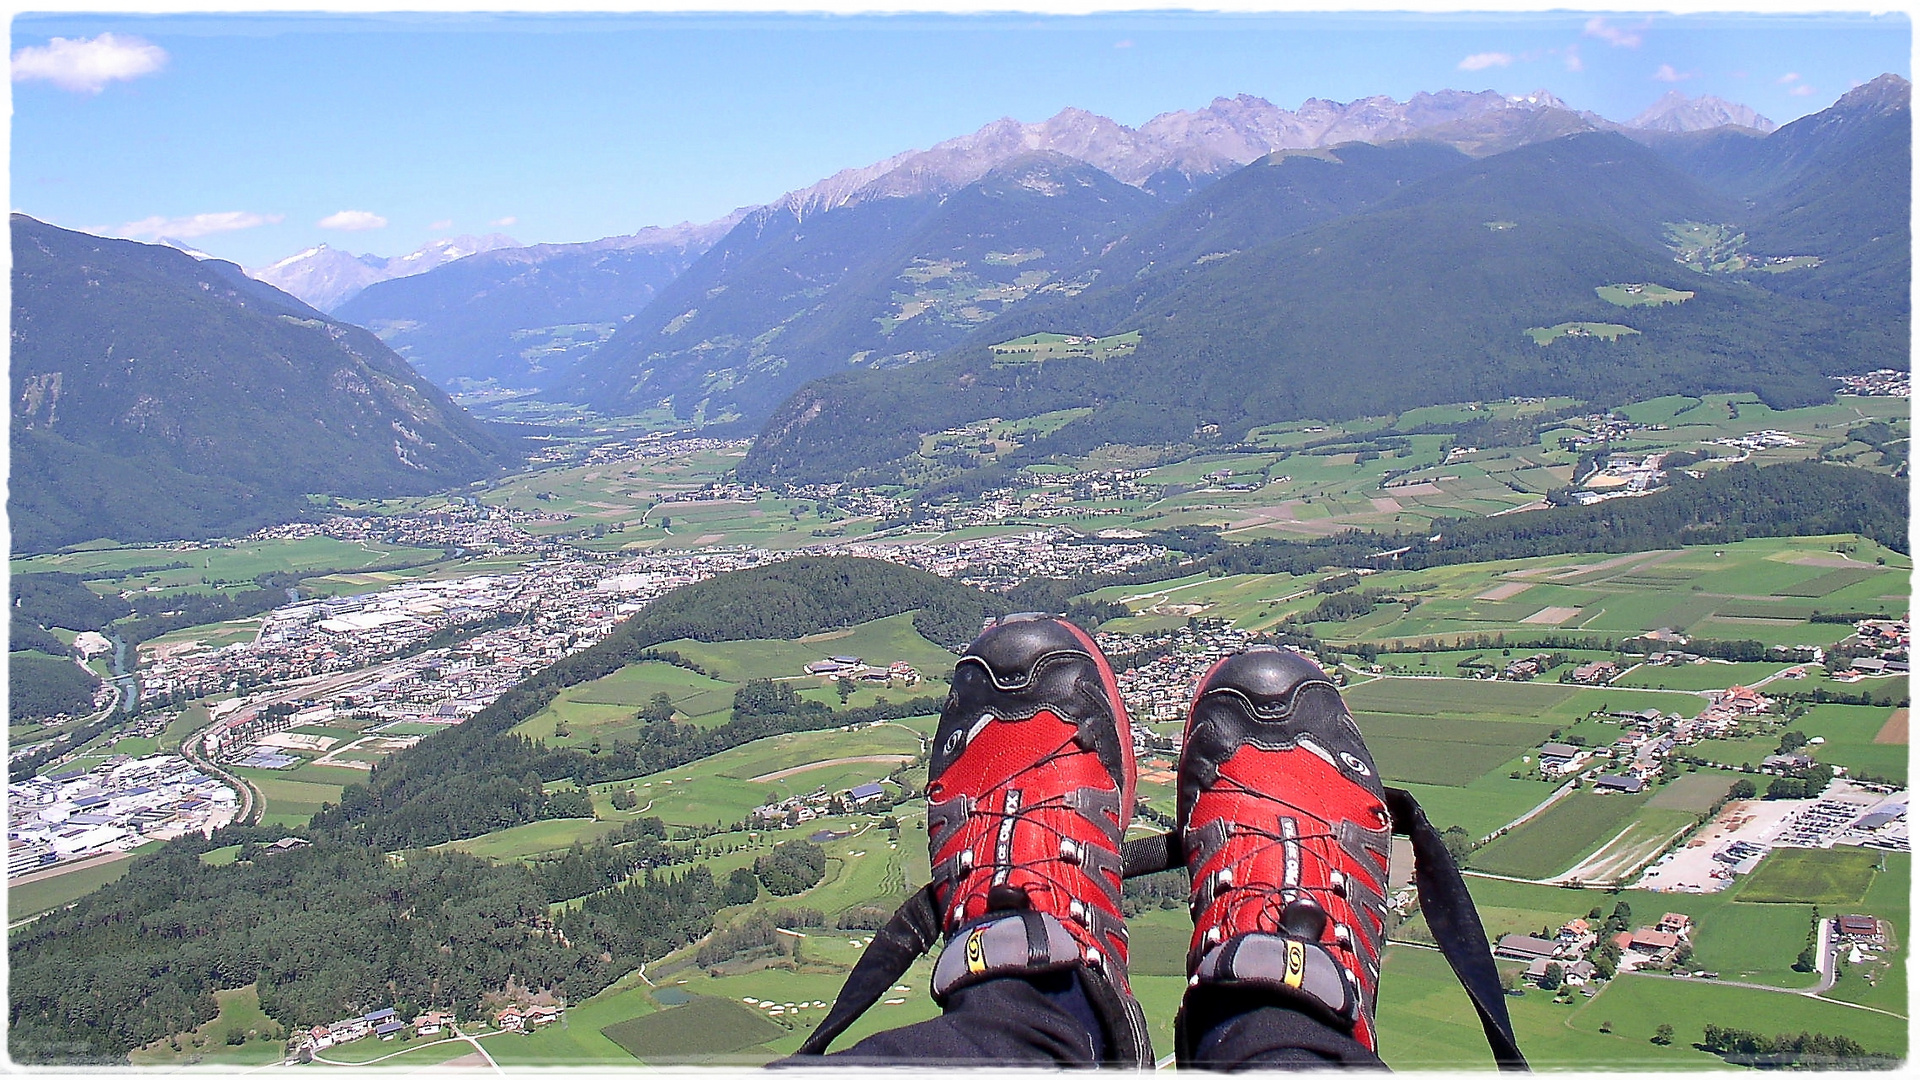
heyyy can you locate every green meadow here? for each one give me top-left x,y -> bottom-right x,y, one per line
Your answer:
1736,847 -> 1884,905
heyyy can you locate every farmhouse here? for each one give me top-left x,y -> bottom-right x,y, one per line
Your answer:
1627,929 -> 1681,955
1837,915 -> 1884,943
1593,775 -> 1646,794
1656,912 -> 1692,937
1493,934 -> 1560,963
1525,958 -> 1597,987
1537,742 -> 1581,768
1569,661 -> 1618,685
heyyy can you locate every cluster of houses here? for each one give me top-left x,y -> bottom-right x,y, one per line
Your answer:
838,526 -> 1171,593
1529,685 -> 1784,792
750,781 -> 893,828
1832,369 -> 1909,397
491,1003 -> 563,1033
1495,912 -> 1699,988
1706,430 -> 1805,459
1493,919 -> 1602,988
291,1000 -> 566,1058
1566,660 -> 1619,685
295,1008 -> 442,1056
1097,621 -> 1266,723
801,656 -> 921,686
8,754 -> 238,875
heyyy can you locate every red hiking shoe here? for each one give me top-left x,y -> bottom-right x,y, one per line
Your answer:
1176,646 -> 1393,1055
924,613 -> 1149,1061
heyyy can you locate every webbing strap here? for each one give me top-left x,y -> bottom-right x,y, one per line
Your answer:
794,793 -> 1528,1070
1383,787 -> 1529,1071
795,883 -> 943,1056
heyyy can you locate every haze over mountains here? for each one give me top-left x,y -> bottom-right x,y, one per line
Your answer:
251,233 -> 523,312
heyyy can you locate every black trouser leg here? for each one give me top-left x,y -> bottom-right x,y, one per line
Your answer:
1182,989 -> 1387,1070
777,971 -> 1102,1067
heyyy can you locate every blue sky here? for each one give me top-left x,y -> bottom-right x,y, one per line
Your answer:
11,9 -> 1909,268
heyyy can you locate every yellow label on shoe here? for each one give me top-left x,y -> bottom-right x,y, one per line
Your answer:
966,927 -> 989,974
1283,939 -> 1306,989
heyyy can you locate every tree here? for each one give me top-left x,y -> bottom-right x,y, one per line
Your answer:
1539,962 -> 1564,991
1652,1024 -> 1674,1046
722,866 -> 760,906
1730,778 -> 1756,800
1441,825 -> 1473,864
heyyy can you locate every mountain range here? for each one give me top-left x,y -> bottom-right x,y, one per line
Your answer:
249,233 -> 524,313
267,86 -> 1778,405
736,75 -> 1908,483
331,216 -> 742,392
540,86 -> 1802,425
10,216 -> 517,553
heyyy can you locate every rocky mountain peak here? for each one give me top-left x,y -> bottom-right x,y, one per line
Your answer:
1629,90 -> 1776,133
1834,72 -> 1911,115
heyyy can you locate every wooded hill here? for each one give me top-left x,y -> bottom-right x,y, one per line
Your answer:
740,78 -> 1909,485
9,217 -> 518,553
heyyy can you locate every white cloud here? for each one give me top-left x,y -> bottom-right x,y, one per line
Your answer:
318,210 -> 388,231
1113,40 -> 1133,50
1778,72 -> 1801,84
1789,83 -> 1816,97
1561,46 -> 1585,73
490,215 -> 517,227
12,32 -> 166,94
429,219 -> 454,231
1583,17 -> 1648,49
116,211 -> 282,240
1458,52 -> 1514,72
1652,64 -> 1695,83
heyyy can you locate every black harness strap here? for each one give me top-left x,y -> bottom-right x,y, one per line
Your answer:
796,882 -> 943,1056
794,791 -> 1529,1070
1383,787 -> 1529,1071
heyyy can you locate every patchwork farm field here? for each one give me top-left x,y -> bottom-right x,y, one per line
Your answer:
12,535 -> 446,598
600,994 -> 786,1062
511,611 -> 957,749
1290,535 -> 1910,652
1469,790 -> 1653,880
1355,712 -> 1553,786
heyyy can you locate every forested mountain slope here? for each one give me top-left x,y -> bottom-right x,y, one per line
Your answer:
9,217 -> 515,552
554,154 -> 1165,424
334,222 -> 731,392
742,112 -> 1902,483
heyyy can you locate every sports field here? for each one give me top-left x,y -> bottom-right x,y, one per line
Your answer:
7,848 -> 152,922
1736,846 -> 1884,905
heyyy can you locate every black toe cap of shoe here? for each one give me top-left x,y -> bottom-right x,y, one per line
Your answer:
964,613 -> 1091,687
1199,646 -> 1333,708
